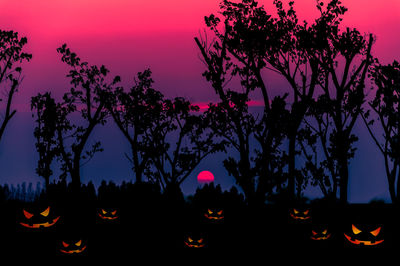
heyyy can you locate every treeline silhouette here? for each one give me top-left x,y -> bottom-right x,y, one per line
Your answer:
2,0 -> 399,206
1,0 -> 400,255
0,180 -> 245,207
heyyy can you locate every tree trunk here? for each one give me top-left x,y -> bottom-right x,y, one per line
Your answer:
132,145 -> 142,184
338,158 -> 349,204
71,156 -> 81,194
287,134 -> 296,201
44,174 -> 50,191
395,164 -> 400,204
337,140 -> 349,204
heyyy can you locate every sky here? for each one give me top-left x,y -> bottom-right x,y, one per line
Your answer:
0,0 -> 399,202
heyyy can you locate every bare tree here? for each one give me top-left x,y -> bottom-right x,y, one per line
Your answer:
144,96 -> 226,203
31,92 -> 59,189
105,69 -> 162,184
52,44 -> 119,192
304,1 -> 374,202
0,29 -> 32,142
362,60 -> 400,203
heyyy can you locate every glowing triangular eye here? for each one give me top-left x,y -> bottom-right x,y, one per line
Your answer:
188,237 -> 193,243
293,209 -> 299,214
322,229 -> 328,235
370,227 -> 381,237
207,209 -> 213,215
62,241 -> 69,248
23,210 -> 34,219
111,210 -> 117,215
352,224 -> 362,234
312,230 -> 317,236
217,210 -> 223,215
101,209 -> 107,215
303,210 -> 309,215
75,240 -> 82,247
40,207 -> 50,217
198,238 -> 203,243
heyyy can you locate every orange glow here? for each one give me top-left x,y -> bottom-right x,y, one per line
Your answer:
204,209 -> 224,220
344,233 -> 384,246
370,227 -> 381,237
62,241 -> 69,248
60,245 -> 87,254
23,210 -> 33,219
19,216 -> 60,228
310,230 -> 331,241
352,224 -> 362,235
290,211 -> 310,220
184,240 -> 205,248
97,211 -> 119,220
40,207 -> 50,217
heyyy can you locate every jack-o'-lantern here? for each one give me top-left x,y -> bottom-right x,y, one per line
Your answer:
344,224 -> 384,246
290,208 -> 311,221
97,208 -> 119,221
59,239 -> 87,254
204,208 -> 224,221
184,236 -> 205,248
311,228 -> 332,241
19,206 -> 60,229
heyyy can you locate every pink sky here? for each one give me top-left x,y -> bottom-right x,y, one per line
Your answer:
0,0 -> 399,109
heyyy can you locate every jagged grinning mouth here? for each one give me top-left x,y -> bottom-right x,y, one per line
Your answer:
311,233 -> 331,240
60,245 -> 87,254
98,213 -> 118,220
184,242 -> 205,248
20,216 -> 60,228
344,233 -> 384,246
290,213 -> 310,220
204,214 -> 224,220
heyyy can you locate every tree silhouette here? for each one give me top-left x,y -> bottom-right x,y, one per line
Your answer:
197,0 -> 333,201
196,1 -> 295,205
198,0 -> 374,203
204,91 -> 289,206
31,92 -> 59,189
144,96 -> 226,204
0,29 -> 32,142
105,69 -> 162,184
303,1 -> 374,203
51,44 -> 119,192
362,60 -> 400,203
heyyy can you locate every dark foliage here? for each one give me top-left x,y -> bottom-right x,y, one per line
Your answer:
0,29 -> 32,142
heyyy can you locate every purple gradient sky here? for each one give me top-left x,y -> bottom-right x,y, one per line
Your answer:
0,0 -> 399,201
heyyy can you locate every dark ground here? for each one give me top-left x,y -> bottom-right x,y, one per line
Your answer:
0,182 -> 396,260
0,201 -> 398,258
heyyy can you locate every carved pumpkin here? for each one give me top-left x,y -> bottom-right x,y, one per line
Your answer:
344,224 -> 384,246
19,206 -> 60,229
59,239 -> 87,254
204,208 -> 224,221
184,236 -> 206,248
97,208 -> 119,221
310,228 -> 332,241
290,208 -> 311,221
